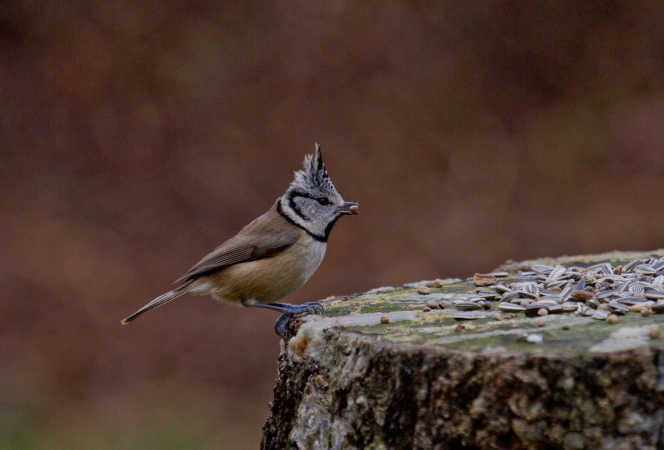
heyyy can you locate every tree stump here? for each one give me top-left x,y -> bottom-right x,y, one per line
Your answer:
261,251 -> 664,449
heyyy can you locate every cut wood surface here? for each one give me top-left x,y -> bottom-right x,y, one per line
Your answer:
261,250 -> 664,450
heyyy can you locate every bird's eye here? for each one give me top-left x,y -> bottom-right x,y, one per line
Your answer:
316,197 -> 329,205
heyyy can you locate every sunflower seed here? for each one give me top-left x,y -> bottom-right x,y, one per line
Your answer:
455,302 -> 481,311
453,312 -> 486,320
592,310 -> 609,320
573,278 -> 586,291
608,301 -> 628,315
501,291 -> 522,301
597,290 -> 619,299
617,296 -> 648,305
645,289 -> 664,299
588,262 -> 613,275
525,304 -> 544,317
635,264 -> 656,275
512,282 -> 539,296
560,281 -> 574,299
498,302 -> 526,312
623,259 -> 641,271
536,298 -> 560,306
562,302 -> 578,312
547,304 -> 564,314
546,265 -> 567,284
531,265 -> 553,273
489,271 -> 510,277
518,271 -> 537,276
577,304 -> 595,316
548,279 -> 569,289
627,281 -> 646,295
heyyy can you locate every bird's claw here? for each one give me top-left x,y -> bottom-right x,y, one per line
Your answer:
274,314 -> 291,338
273,302 -> 324,338
301,301 -> 324,315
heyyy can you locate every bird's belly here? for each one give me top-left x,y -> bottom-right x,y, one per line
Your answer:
202,240 -> 327,304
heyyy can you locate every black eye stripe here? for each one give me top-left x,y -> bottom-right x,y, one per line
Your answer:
290,191 -> 330,205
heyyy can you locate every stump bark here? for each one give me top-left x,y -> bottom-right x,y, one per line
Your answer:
261,251 -> 664,450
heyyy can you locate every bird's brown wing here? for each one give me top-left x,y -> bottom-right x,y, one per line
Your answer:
173,205 -> 300,283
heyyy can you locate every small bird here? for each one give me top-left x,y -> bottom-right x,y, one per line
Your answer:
121,143 -> 358,336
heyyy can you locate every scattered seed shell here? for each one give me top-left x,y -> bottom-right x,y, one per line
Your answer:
498,302 -> 526,312
650,327 -> 661,339
571,290 -> 594,301
455,302 -> 481,311
473,273 -> 496,286
526,334 -> 543,344
426,299 -> 440,309
592,310 -> 609,320
453,312 -> 486,320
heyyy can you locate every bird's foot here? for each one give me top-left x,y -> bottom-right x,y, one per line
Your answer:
274,314 -> 291,338
241,300 -> 324,338
270,302 -> 324,338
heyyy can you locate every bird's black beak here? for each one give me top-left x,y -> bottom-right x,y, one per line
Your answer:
338,201 -> 359,215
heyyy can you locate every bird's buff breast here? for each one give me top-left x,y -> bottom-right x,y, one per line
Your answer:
192,238 -> 327,304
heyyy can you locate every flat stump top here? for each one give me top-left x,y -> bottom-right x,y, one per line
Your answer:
290,249 -> 664,357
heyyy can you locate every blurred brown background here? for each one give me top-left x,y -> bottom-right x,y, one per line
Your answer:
2,1 -> 664,448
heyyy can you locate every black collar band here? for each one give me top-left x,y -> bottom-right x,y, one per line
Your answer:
277,199 -> 327,243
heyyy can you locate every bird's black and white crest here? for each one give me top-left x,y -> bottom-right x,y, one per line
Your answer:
290,142 -> 339,196
278,142 -> 349,241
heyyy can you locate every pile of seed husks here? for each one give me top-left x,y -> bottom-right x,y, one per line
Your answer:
452,255 -> 664,323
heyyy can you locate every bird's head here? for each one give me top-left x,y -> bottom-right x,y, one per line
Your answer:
279,142 -> 358,241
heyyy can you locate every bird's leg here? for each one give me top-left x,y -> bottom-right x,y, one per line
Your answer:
269,301 -> 324,315
241,299 -> 324,338
242,299 -> 324,315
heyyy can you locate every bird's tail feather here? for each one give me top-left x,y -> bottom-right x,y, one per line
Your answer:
121,280 -> 193,325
